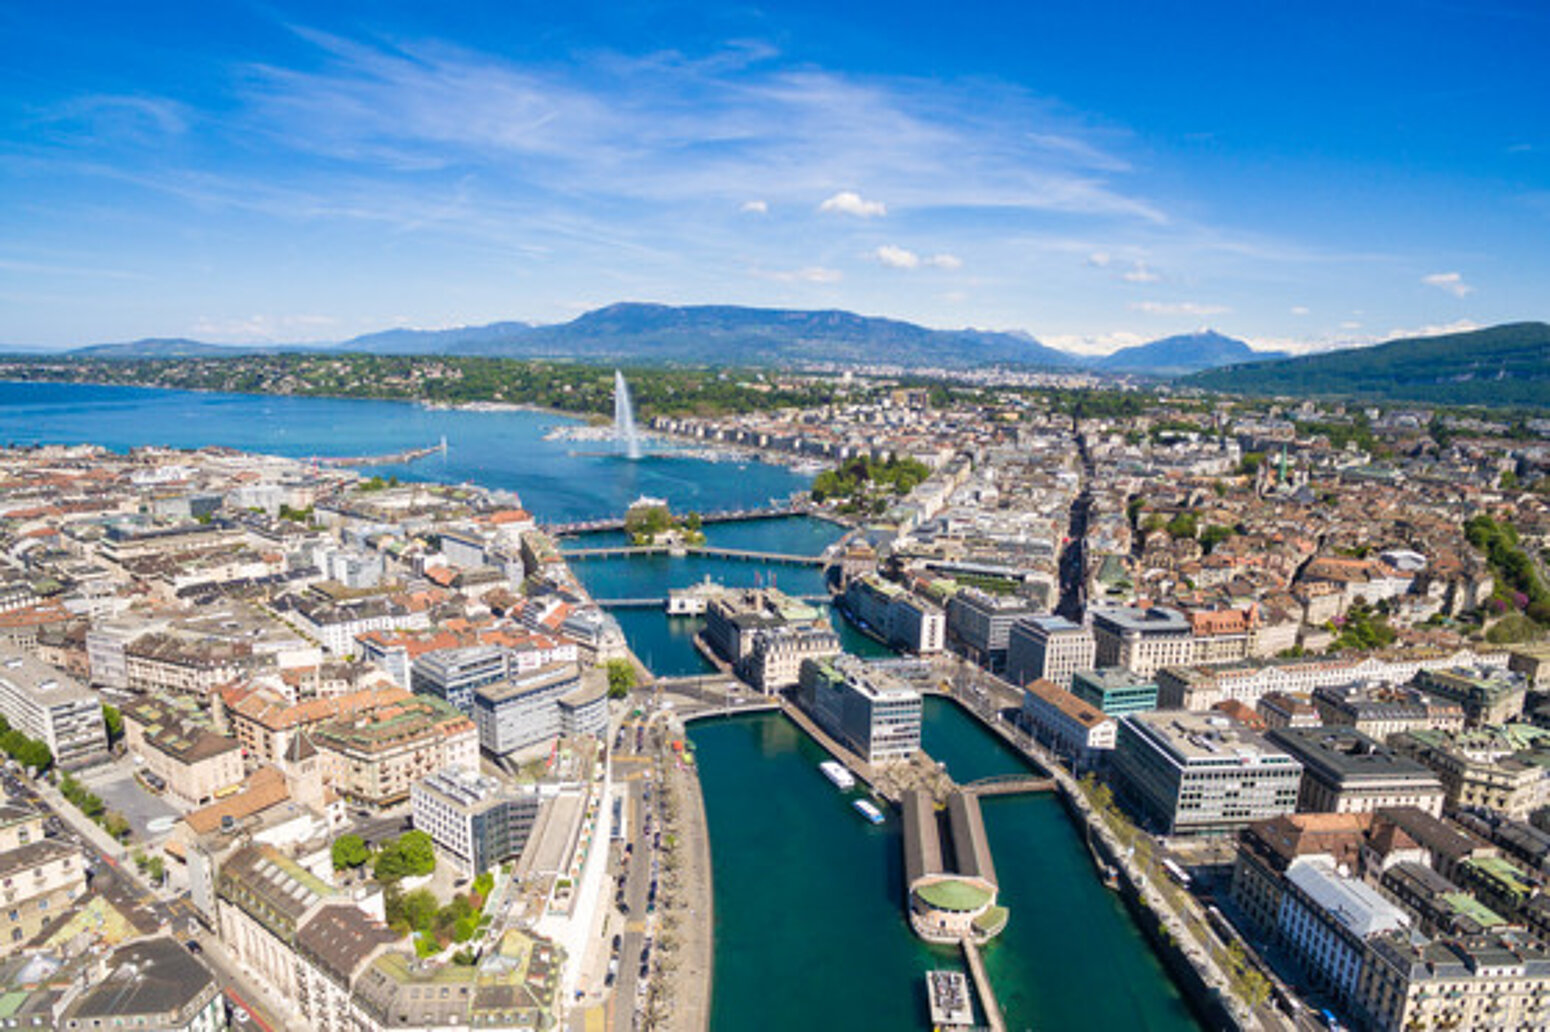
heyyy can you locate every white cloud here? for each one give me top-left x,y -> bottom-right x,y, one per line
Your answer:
761,266 -> 843,284
187,313 -> 341,342
1340,320 -> 1362,330
1129,301 -> 1229,316
1086,252 -> 1112,268
1421,271 -> 1474,297
1042,331 -> 1147,357
1290,305 -> 1310,316
739,199 -> 768,214
873,245 -> 959,270
818,191 -> 887,218
1122,262 -> 1160,283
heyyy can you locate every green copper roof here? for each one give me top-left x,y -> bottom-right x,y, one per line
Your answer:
915,879 -> 992,912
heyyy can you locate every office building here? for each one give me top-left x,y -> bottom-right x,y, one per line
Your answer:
796,655 -> 922,764
1019,679 -> 1115,772
0,651 -> 106,770
1276,860 -> 1409,1007
121,697 -> 244,807
1005,615 -> 1095,688
473,663 -> 582,758
945,589 -> 1039,672
411,766 -> 542,874
411,645 -> 510,713
1267,726 -> 1446,817
1112,710 -> 1302,836
1070,668 -> 1158,717
1089,605 -> 1194,677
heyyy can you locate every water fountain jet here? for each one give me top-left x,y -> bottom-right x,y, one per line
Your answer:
614,369 -> 643,461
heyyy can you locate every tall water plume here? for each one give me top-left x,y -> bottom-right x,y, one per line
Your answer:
613,369 -> 642,460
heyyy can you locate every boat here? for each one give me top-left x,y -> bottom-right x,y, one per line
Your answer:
853,799 -> 885,824
819,760 -> 855,790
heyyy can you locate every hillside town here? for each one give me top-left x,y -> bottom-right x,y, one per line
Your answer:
0,380 -> 1545,1031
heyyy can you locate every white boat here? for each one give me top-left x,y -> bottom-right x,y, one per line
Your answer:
853,799 -> 885,825
819,760 -> 855,790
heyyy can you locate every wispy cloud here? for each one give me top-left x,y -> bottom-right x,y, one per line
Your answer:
1289,305 -> 1310,315
1129,300 -> 1228,316
1121,261 -> 1160,283
759,266 -> 843,284
873,245 -> 960,270
819,191 -> 886,218
1421,271 -> 1474,297
739,200 -> 768,214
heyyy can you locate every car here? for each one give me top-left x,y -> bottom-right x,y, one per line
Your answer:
612,933 -> 622,951
184,939 -> 202,953
232,1007 -> 251,1025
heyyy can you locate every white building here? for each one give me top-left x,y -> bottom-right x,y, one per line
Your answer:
1006,615 -> 1095,688
1020,678 -> 1115,772
0,651 -> 106,770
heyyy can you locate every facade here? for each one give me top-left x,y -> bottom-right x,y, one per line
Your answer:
1276,859 -> 1409,1006
312,694 -> 479,808
0,651 -> 106,770
1089,605 -> 1194,678
1258,691 -> 1321,730
410,644 -> 510,713
1357,928 -> 1550,1032
294,903 -> 398,1032
123,632 -> 266,698
1414,666 -> 1527,726
122,697 -> 244,807
59,937 -> 224,1032
1069,668 -> 1158,717
1155,647 -> 1506,712
1019,678 -> 1115,772
217,843 -> 333,1011
223,683 -> 415,766
1005,615 -> 1095,688
843,575 -> 945,654
795,654 -> 922,764
1112,710 -> 1303,836
1266,726 -> 1446,817
1390,730 -> 1548,820
411,766 -> 542,873
1311,682 -> 1465,740
704,588 -> 841,690
944,589 -> 1038,672
472,662 -> 582,757
0,805 -> 85,952
1231,812 -> 1373,937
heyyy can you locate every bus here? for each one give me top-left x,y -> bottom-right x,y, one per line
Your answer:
1161,858 -> 1191,889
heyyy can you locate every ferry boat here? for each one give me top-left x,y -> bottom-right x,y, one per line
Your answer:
819,760 -> 855,790
853,799 -> 885,825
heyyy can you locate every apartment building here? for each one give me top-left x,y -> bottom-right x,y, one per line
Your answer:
1005,615 -> 1095,688
311,695 -> 478,808
122,697 -> 244,807
0,806 -> 84,953
1089,605 -> 1195,678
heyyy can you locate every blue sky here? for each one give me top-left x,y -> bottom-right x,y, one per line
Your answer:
1,1 -> 1545,353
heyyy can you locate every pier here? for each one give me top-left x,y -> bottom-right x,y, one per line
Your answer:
563,544 -> 826,567
311,439 -> 447,467
961,940 -> 1008,1032
962,773 -> 1057,797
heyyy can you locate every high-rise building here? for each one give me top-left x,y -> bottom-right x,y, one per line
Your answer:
796,655 -> 922,764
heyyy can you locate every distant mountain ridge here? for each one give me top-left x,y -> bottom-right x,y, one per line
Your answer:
1093,330 -> 1285,375
1187,322 -> 1550,408
25,303 -> 1476,380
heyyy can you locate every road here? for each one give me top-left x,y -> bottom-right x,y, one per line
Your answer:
1056,428 -> 1093,621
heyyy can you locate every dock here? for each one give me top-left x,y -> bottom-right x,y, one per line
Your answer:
925,970 -> 975,1028
311,439 -> 447,467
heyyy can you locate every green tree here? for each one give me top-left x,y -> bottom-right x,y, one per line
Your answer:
332,833 -> 371,870
605,659 -> 637,700
1165,512 -> 1198,540
1199,525 -> 1234,555
102,704 -> 124,743
401,888 -> 440,933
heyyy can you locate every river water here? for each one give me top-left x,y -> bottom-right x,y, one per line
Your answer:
693,699 -> 1200,1031
0,380 -> 1199,1029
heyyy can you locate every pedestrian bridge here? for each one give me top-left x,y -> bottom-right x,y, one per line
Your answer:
962,773 -> 1057,797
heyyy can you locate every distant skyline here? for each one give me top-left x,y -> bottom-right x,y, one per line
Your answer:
1,1 -> 1545,354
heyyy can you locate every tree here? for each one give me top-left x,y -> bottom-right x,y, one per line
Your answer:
397,830 -> 436,876
102,704 -> 124,744
1199,525 -> 1234,555
605,660 -> 637,700
146,855 -> 165,884
401,888 -> 440,933
1165,512 -> 1198,540
332,833 -> 371,870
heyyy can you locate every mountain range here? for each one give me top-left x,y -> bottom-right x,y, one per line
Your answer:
47,302 -> 1279,375
27,306 -> 1550,405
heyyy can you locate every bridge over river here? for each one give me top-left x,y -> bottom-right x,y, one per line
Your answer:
563,544 -> 828,566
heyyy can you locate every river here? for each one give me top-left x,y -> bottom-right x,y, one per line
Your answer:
692,698 -> 1199,1031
